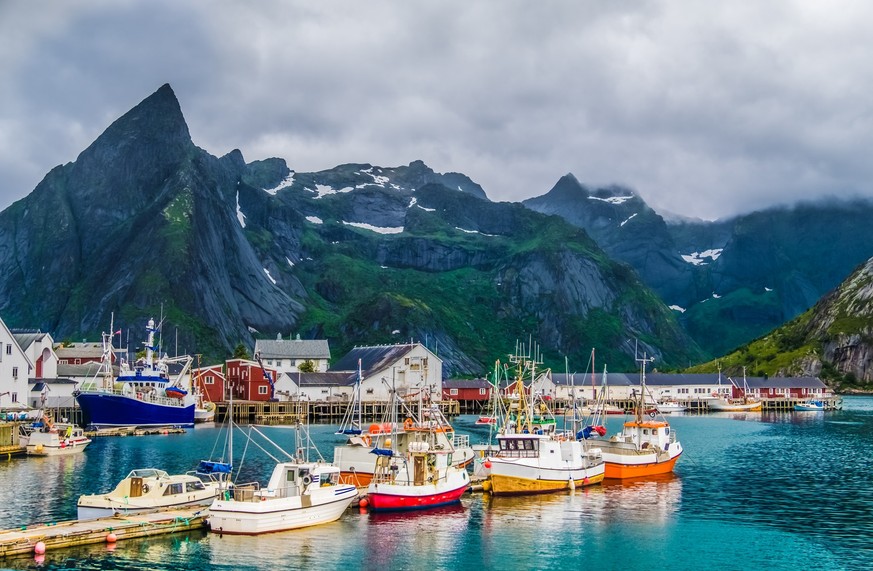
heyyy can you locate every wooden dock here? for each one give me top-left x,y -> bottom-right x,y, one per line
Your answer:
0,507 -> 207,558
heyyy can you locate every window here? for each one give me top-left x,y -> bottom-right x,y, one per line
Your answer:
11,393 -> 17,403
164,483 -> 184,495
449,389 -> 458,396
11,367 -> 17,379
479,388 -> 487,395
5,344 -> 10,355
186,481 -> 205,492
258,386 -> 268,395
205,377 -> 214,385
321,389 -> 328,394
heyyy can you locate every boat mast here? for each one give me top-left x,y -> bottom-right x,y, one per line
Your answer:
635,353 -> 654,423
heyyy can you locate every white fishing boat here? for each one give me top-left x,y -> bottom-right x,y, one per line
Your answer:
486,343 -> 605,495
77,468 -> 223,520
207,397 -> 358,535
708,368 -> 762,412
22,415 -> 91,456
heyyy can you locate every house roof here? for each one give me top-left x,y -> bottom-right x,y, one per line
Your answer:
254,338 -> 331,360
295,372 -> 357,387
550,373 -> 634,387
444,378 -> 492,389
55,343 -> 104,359
331,344 -> 421,376
57,362 -> 111,378
644,373 -> 723,386
761,377 -> 827,389
11,331 -> 48,352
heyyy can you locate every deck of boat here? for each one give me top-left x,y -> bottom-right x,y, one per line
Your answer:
0,506 -> 207,557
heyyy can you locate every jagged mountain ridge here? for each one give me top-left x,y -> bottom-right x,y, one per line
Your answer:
0,84 -> 703,375
524,177 -> 873,358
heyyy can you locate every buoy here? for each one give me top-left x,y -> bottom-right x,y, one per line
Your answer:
359,497 -> 369,508
583,477 -> 590,485
34,541 -> 46,555
162,429 -> 169,435
569,478 -> 576,491
482,480 -> 493,493
384,438 -> 392,448
483,460 -> 492,469
106,532 -> 117,543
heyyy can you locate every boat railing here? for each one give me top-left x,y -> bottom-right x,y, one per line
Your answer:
77,384 -> 185,407
496,449 -> 538,459
229,482 -> 261,502
453,434 -> 470,449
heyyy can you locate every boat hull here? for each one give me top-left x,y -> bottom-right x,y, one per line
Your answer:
603,451 -> 682,479
708,400 -> 762,412
77,495 -> 216,521
26,439 -> 91,456
207,487 -> 358,535
488,461 -> 605,495
75,392 -> 195,428
367,474 -> 470,512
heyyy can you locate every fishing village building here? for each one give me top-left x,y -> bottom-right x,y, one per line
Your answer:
253,335 -> 331,374
0,319 -> 32,412
224,358 -> 279,401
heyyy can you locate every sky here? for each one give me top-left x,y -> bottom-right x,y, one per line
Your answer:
2,1 -> 873,220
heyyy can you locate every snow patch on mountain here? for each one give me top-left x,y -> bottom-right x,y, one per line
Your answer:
342,221 -> 404,234
308,184 -> 353,199
620,213 -> 638,227
455,227 -> 495,237
669,305 -> 686,313
264,268 -> 277,285
589,195 -> 634,205
305,216 -> 323,225
681,249 -> 723,265
263,172 -> 295,195
236,191 -> 246,228
408,197 -> 435,212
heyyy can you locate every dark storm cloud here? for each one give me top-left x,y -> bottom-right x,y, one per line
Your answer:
3,1 -> 873,219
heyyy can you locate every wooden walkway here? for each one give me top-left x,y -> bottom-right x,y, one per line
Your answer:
0,507 -> 207,557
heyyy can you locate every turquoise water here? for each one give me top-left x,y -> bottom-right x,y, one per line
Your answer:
2,398 -> 872,570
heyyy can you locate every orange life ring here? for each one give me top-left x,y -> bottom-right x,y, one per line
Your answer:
403,418 -> 414,431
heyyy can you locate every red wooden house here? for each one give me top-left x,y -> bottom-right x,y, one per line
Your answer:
442,378 -> 492,402
225,358 -> 279,401
192,364 -> 226,403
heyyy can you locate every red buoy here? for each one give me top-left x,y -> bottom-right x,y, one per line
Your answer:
359,497 -> 369,508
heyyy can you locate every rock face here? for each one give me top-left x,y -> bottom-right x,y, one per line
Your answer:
0,84 -> 703,375
799,258 -> 873,383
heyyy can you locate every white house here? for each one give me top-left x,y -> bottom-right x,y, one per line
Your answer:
315,343 -> 443,402
0,317 -> 33,409
254,335 -> 331,374
13,330 -> 58,380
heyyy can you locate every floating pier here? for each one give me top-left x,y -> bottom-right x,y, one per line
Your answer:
0,507 -> 207,558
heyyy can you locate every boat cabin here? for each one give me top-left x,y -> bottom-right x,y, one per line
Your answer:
263,463 -> 341,498
617,421 -> 675,451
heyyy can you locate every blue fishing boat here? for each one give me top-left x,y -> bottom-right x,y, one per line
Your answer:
74,318 -> 195,429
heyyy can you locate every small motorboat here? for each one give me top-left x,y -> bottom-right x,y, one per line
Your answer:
475,416 -> 497,425
77,468 -> 223,520
794,400 -> 825,411
656,401 -> 687,413
22,416 -> 91,456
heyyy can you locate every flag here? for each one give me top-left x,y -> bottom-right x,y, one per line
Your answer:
114,330 -> 122,335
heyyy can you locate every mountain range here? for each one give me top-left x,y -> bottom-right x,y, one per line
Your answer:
2,84 -> 873,380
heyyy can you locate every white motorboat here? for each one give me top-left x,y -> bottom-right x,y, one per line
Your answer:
656,401 -> 688,413
77,468 -> 222,520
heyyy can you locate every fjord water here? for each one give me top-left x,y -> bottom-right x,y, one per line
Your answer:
3,399 -> 872,570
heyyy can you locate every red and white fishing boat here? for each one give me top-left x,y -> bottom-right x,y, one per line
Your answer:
366,436 -> 469,511
475,416 -> 497,425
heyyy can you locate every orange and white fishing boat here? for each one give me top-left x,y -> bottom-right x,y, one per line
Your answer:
594,354 -> 682,479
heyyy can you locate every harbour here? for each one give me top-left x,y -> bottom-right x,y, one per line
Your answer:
0,399 -> 871,569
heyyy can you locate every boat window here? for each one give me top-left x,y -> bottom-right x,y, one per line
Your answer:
164,483 -> 184,496
643,429 -> 649,435
186,481 -> 206,492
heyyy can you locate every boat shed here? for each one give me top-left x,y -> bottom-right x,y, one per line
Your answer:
551,372 -> 635,401
277,372 -> 357,402
442,378 -> 492,402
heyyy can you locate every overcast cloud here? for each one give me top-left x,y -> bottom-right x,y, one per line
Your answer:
2,1 -> 873,220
